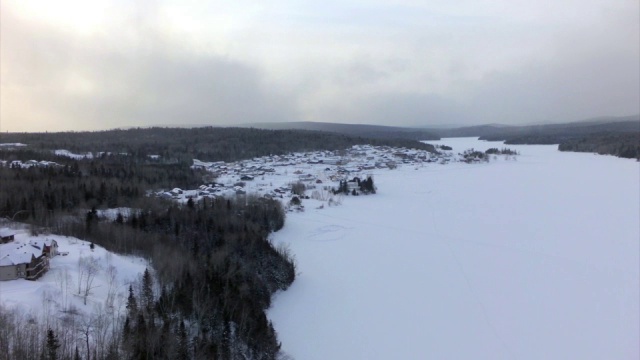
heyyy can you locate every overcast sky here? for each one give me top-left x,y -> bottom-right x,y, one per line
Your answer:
1,0 -> 638,132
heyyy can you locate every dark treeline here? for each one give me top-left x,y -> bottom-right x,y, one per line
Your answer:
56,196 -> 294,360
472,119 -> 639,159
557,132 -> 640,159
0,153 -> 205,222
242,121 -> 440,141
0,126 -> 436,164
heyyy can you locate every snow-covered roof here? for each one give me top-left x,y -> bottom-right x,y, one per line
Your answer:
0,228 -> 15,238
0,241 -> 40,266
29,238 -> 57,249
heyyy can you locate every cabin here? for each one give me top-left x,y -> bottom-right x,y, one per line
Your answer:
0,228 -> 15,244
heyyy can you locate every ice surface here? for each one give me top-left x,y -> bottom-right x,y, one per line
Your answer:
268,138 -> 640,360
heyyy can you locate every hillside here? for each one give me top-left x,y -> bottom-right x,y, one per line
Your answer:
431,115 -> 640,159
0,126 -> 436,164
241,121 -> 440,141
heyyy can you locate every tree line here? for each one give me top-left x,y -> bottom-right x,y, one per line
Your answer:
473,119 -> 639,159
0,127 -> 436,164
557,133 -> 640,159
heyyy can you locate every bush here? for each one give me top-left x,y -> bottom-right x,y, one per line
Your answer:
291,182 -> 306,196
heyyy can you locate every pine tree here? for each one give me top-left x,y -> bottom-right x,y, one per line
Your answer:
122,316 -> 132,357
142,268 -> 153,313
126,284 -> 138,316
177,320 -> 189,360
133,313 -> 148,360
46,328 -> 60,360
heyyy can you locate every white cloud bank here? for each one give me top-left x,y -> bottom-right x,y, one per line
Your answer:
1,0 -> 638,131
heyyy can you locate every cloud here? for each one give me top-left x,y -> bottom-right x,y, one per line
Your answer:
0,4 -> 297,132
1,0 -> 638,131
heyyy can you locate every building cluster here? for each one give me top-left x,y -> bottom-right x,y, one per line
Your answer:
157,144 -> 455,202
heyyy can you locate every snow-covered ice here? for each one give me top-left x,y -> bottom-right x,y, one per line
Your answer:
268,138 -> 640,360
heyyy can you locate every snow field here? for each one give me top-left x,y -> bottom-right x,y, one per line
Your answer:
268,138 -> 640,360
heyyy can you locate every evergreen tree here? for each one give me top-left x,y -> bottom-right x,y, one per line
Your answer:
142,268 -> 153,313
133,313 -> 148,360
177,320 -> 189,360
46,328 -> 60,360
122,316 -> 132,357
126,284 -> 138,316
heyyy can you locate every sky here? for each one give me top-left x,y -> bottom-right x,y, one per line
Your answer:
1,0 -> 638,132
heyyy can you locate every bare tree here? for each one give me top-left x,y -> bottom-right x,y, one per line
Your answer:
78,256 -> 102,306
91,305 -> 111,360
55,268 -> 72,312
104,265 -> 118,309
77,316 -> 94,360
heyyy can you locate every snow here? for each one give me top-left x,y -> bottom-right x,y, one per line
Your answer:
54,149 -> 94,159
0,229 -> 148,316
268,138 -> 640,360
96,207 -> 136,221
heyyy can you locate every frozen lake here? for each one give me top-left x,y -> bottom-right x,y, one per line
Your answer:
268,138 -> 640,360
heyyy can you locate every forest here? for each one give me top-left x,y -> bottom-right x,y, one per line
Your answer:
556,133 -> 640,159
0,126 -> 436,164
471,117 -> 640,159
0,126 -> 413,359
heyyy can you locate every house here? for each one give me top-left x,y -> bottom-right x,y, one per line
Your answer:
0,240 -> 51,281
0,228 -> 15,244
347,180 -> 360,191
29,238 -> 58,258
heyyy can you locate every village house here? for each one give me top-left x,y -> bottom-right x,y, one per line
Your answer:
0,228 -> 15,244
0,238 -> 58,281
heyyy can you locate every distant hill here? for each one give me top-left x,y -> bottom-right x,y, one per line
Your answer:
428,115 -> 639,140
241,121 -> 440,141
478,116 -> 639,143
0,126 -> 437,163
159,116 -> 640,159
426,114 -> 639,159
430,124 -> 515,138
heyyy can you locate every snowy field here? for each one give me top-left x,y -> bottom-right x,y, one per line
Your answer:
268,138 -> 640,360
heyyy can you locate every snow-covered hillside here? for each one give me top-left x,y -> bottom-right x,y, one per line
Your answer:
0,230 -> 148,316
268,138 -> 640,359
